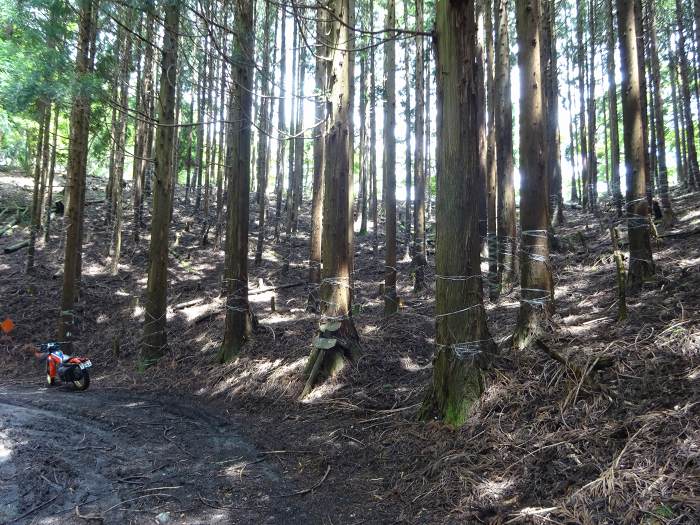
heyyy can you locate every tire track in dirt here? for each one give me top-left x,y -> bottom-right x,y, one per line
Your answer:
0,384 -> 311,524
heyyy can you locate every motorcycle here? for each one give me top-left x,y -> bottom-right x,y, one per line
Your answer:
43,343 -> 92,391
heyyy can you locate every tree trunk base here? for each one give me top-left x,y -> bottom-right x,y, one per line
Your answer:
300,320 -> 360,399
418,345 -> 491,427
513,305 -> 551,351
217,310 -> 257,363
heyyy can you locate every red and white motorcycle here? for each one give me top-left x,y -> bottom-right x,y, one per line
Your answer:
42,342 -> 92,391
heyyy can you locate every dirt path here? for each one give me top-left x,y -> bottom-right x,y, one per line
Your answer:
0,384 -> 315,524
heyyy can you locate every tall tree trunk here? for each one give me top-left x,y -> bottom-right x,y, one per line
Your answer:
675,0 -> 700,188
26,102 -> 50,273
513,0 -> 554,349
141,0 -> 179,360
133,13 -> 154,241
284,25 -> 298,238
359,54 -> 368,236
495,0 -> 516,290
586,0 -> 598,210
384,0 -> 398,315
194,37 -> 208,212
634,0 -> 651,207
110,16 -> 134,275
274,12 -> 288,238
302,0 -> 360,398
58,0 -> 97,344
291,46 -> 306,234
254,1 -> 274,264
308,7 -> 326,310
476,1 -> 487,252
606,0 -> 623,216
44,103 -> 60,241
215,5 -> 229,247
647,2 -> 674,225
565,49 -> 579,204
544,0 -> 563,225
419,0 -> 495,428
402,0 -> 412,260
485,0 -> 498,299
219,0 -> 255,362
576,0 -> 589,209
412,0 -> 427,293
370,0 -> 379,254
617,0 -> 655,290
669,49 -> 686,188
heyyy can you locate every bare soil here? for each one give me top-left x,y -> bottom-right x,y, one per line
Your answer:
1,172 -> 699,524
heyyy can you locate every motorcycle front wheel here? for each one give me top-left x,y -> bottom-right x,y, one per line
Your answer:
73,369 -> 90,391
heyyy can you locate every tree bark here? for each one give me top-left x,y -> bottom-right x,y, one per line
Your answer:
254,1 -> 275,264
302,0 -> 360,398
402,0 -> 412,260
274,12 -> 288,238
369,0 -> 379,254
58,0 -> 97,344
586,0 -> 598,210
43,103 -> 60,242
219,0 -> 255,362
26,101 -> 50,273
675,0 -> 700,188
606,0 -> 623,217
110,13 -> 134,275
513,0 -> 554,349
142,0 -> 179,361
412,0 -> 427,293
495,0 -> 516,290
309,7 -> 326,311
576,0 -> 590,209
669,48 -> 686,188
647,2 -> 674,225
384,0 -> 398,315
420,0 -> 494,427
617,0 -> 655,290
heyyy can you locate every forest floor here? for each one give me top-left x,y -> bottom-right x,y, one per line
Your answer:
1,169 -> 699,524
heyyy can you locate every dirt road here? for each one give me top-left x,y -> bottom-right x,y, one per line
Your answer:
0,384 -> 314,524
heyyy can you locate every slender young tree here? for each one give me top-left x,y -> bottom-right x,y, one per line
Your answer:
669,48 -> 686,188
617,0 -> 655,289
254,2 -> 275,265
576,0 -> 590,209
110,14 -> 134,274
586,0 -> 598,209
274,12 -> 288,237
26,102 -> 50,273
384,0 -> 398,315
359,53 -> 368,235
44,103 -> 60,241
675,0 -> 699,188
133,12 -> 155,241
606,0 -> 623,217
219,0 -> 255,362
402,0 -> 412,260
369,0 -> 379,254
301,0 -> 360,397
309,7 -> 326,311
58,0 -> 96,343
141,0 -> 179,361
513,0 -> 554,349
495,0 -> 516,290
485,0 -> 498,299
412,0 -> 426,292
544,0 -> 563,225
420,0 -> 495,427
647,2 -> 674,225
